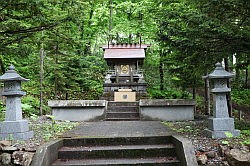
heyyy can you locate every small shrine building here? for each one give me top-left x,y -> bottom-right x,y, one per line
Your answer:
101,43 -> 150,101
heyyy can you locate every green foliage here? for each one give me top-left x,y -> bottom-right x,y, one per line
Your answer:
162,122 -> 200,134
225,132 -> 234,138
240,130 -> 250,145
232,89 -> 250,107
31,118 -> 79,142
148,88 -> 192,99
22,96 -> 40,117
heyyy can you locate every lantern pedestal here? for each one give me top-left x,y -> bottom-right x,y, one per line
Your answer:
205,118 -> 240,138
0,120 -> 33,140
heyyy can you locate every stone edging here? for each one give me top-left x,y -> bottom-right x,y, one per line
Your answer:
31,139 -> 63,166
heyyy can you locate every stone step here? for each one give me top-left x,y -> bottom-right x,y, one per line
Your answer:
63,136 -> 173,147
57,144 -> 176,160
106,112 -> 140,119
106,106 -> 139,112
105,117 -> 140,121
107,101 -> 139,107
52,157 -> 181,166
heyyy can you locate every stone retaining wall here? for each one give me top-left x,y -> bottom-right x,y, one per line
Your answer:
48,100 -> 106,121
48,99 -> 196,122
139,99 -> 196,121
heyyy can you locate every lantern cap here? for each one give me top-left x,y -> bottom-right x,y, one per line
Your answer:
0,65 -> 29,81
207,62 -> 234,79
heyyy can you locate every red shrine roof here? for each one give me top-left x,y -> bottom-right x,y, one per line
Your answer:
102,44 -> 150,59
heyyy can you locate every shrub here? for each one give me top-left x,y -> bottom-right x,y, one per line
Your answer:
232,89 -> 250,107
21,96 -> 40,117
148,88 -> 192,99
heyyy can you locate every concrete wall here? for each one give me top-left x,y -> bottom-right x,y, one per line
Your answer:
31,139 -> 63,166
171,135 -> 198,166
48,100 -> 106,121
140,99 -> 195,121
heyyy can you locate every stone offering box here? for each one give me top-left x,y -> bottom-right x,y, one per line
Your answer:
114,89 -> 136,102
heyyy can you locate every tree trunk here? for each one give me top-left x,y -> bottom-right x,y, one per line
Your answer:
39,46 -> 44,115
224,57 -> 233,117
0,57 -> 5,74
159,50 -> 164,91
245,67 -> 248,88
108,0 -> 113,45
84,4 -> 95,55
204,77 -> 211,115
54,44 -> 59,99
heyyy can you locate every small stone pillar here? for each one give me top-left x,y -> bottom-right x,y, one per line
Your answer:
0,65 -> 33,140
204,63 -> 240,138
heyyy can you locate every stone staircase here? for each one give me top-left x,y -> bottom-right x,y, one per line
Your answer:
52,136 -> 181,166
105,101 -> 140,121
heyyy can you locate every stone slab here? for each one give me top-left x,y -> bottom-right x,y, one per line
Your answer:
118,89 -> 132,92
0,131 -> 33,140
62,121 -> 173,138
208,118 -> 235,131
0,120 -> 29,133
52,108 -> 105,121
48,100 -> 106,107
205,129 -> 240,139
140,99 -> 196,106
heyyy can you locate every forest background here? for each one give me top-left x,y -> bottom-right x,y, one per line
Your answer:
0,0 -> 249,117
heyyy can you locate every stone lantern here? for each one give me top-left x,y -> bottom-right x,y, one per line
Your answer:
0,65 -> 33,140
204,62 -> 240,138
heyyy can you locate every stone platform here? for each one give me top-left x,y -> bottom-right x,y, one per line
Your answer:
62,121 -> 173,138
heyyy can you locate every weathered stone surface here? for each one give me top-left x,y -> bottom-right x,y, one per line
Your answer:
208,118 -> 235,131
206,151 -> 217,159
5,96 -> 23,121
0,140 -> 12,149
205,129 -> 240,139
197,153 -> 207,165
0,130 -> 34,140
0,153 -> 12,165
0,120 -> 29,133
219,145 -> 230,156
140,106 -> 194,121
48,100 -> 106,107
52,108 -> 105,121
226,148 -> 250,166
2,146 -> 18,152
139,99 -> 196,106
12,151 -> 34,166
139,99 -> 195,121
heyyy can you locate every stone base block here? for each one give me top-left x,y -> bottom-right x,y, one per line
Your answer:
208,118 -> 235,131
205,129 -> 240,138
0,120 -> 29,133
0,131 -> 33,140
